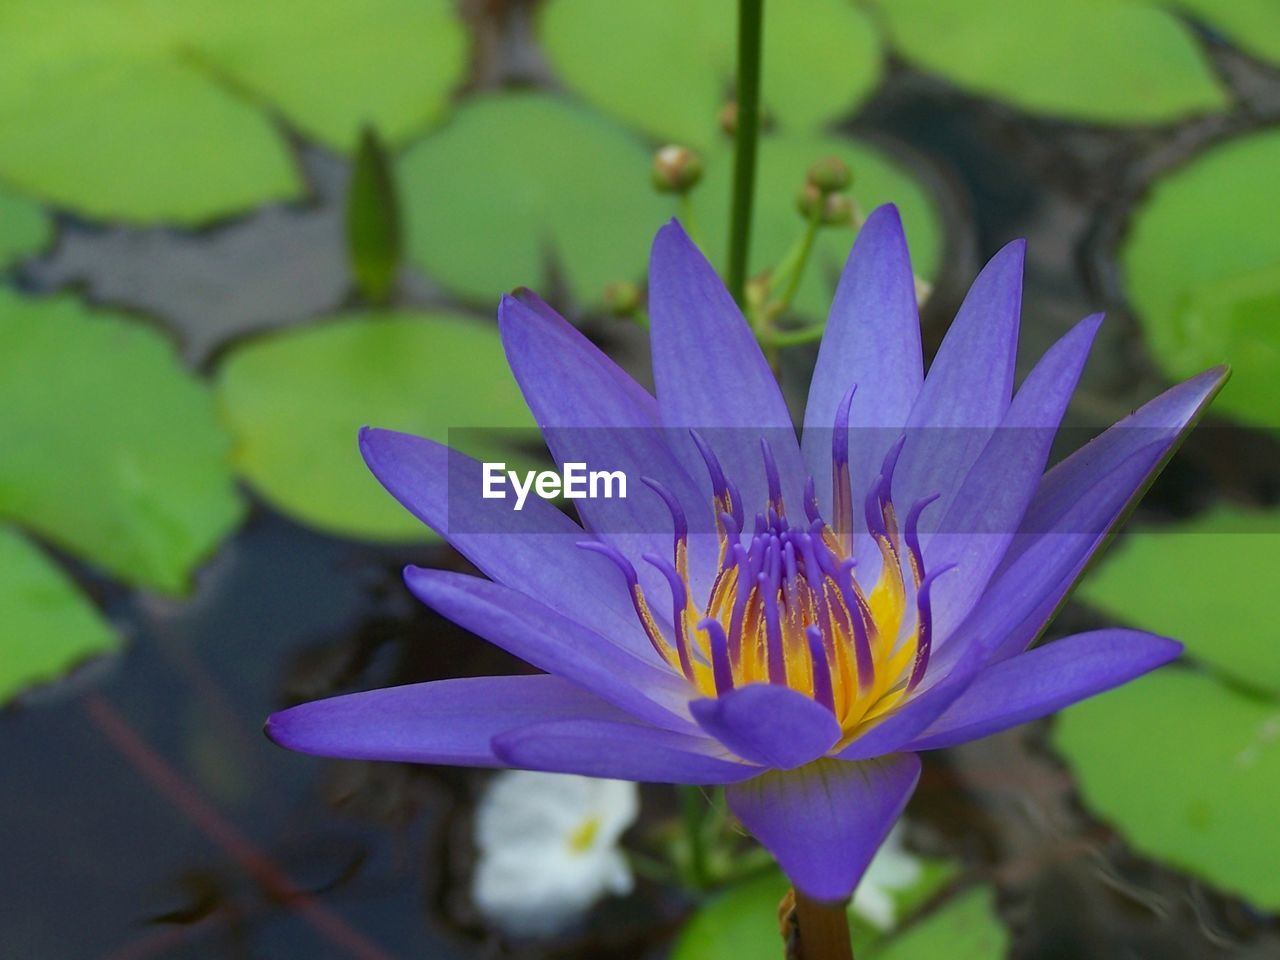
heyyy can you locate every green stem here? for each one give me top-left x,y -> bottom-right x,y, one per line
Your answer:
775,210 -> 822,315
679,785 -> 711,889
728,0 -> 764,308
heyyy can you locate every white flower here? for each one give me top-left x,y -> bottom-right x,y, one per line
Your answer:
850,823 -> 923,931
471,770 -> 639,937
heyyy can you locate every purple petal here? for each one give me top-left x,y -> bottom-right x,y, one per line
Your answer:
956,365 -> 1228,664
893,239 -> 1024,520
648,220 -> 806,517
266,675 -> 626,766
498,292 -> 715,595
359,428 -> 654,658
802,205 -> 922,523
404,568 -> 696,731
925,313 -> 1102,640
689,684 -> 842,768
492,719 -> 761,784
904,629 -> 1181,751
727,755 -> 921,902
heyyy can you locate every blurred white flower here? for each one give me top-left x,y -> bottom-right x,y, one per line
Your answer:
851,823 -> 923,931
471,770 -> 639,937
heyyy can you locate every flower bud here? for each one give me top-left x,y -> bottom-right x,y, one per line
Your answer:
797,184 -> 857,226
718,100 -> 772,137
603,280 -> 642,316
806,156 -> 852,193
651,145 -> 704,194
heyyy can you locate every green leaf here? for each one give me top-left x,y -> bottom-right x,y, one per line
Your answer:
870,888 -> 1007,960
878,0 -> 1226,124
214,311 -> 535,542
1165,0 -> 1280,66
1121,130 -> 1280,430
0,526 -> 121,705
0,0 -> 466,223
1054,667 -> 1280,910
0,180 -> 52,266
540,0 -> 882,148
1079,507 -> 1280,695
691,133 -> 943,320
0,291 -> 244,593
399,93 -> 670,307
347,127 -> 402,306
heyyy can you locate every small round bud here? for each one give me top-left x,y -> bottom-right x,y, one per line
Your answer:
796,183 -> 825,221
651,145 -> 704,194
603,280 -> 642,316
797,184 -> 856,226
718,100 -> 772,137
806,156 -> 852,193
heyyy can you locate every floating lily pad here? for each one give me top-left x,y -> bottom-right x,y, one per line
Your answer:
1079,507 -> 1280,695
215,311 -> 535,541
1054,667 -> 1280,910
1167,0 -> 1280,66
879,0 -> 1226,124
0,526 -> 121,704
540,0 -> 882,148
0,181 -> 52,266
671,866 -> 1002,960
400,93 -> 670,308
691,133 -> 943,320
0,0 -> 466,223
1122,131 -> 1280,430
0,291 -> 244,593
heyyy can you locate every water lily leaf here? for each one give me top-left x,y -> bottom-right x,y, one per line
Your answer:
0,292 -> 244,593
1079,507 -> 1280,696
1122,131 -> 1280,430
692,133 -> 943,320
671,868 -> 1001,960
1166,0 -> 1280,66
0,181 -> 52,266
215,311 -> 535,542
540,0 -> 882,148
399,93 -> 669,308
878,0 -> 1226,123
0,526 -> 121,705
1054,668 -> 1280,910
0,0 -> 466,223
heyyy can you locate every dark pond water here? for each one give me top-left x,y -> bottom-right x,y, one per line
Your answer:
5,9 -> 1280,960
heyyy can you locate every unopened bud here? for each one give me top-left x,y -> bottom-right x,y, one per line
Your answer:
603,280 -> 642,316
806,156 -> 852,193
797,184 -> 856,226
652,145 -> 704,194
718,100 -> 772,137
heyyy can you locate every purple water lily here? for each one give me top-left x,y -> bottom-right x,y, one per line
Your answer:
268,206 -> 1224,903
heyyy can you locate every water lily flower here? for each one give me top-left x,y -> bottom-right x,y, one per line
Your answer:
471,771 -> 637,937
267,206 -> 1225,904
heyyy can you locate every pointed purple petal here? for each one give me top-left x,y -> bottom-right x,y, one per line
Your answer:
803,205 -> 922,523
266,675 -> 627,766
727,755 -> 921,902
648,220 -> 806,517
359,428 -> 654,657
689,684 -> 842,768
492,719 -> 760,784
404,568 -> 695,731
905,629 -> 1181,751
498,292 -> 715,595
925,313 -> 1102,640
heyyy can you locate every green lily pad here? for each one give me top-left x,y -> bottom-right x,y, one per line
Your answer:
1079,507 -> 1280,695
1166,0 -> 1280,66
0,526 -> 121,705
691,133 -> 943,320
540,0 -> 882,148
671,867 -> 1002,960
0,181 -> 51,266
0,291 -> 244,593
399,93 -> 669,308
879,0 -> 1226,124
0,0 -> 466,223
1122,130 -> 1280,430
1054,667 -> 1280,910
214,311 -> 535,542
